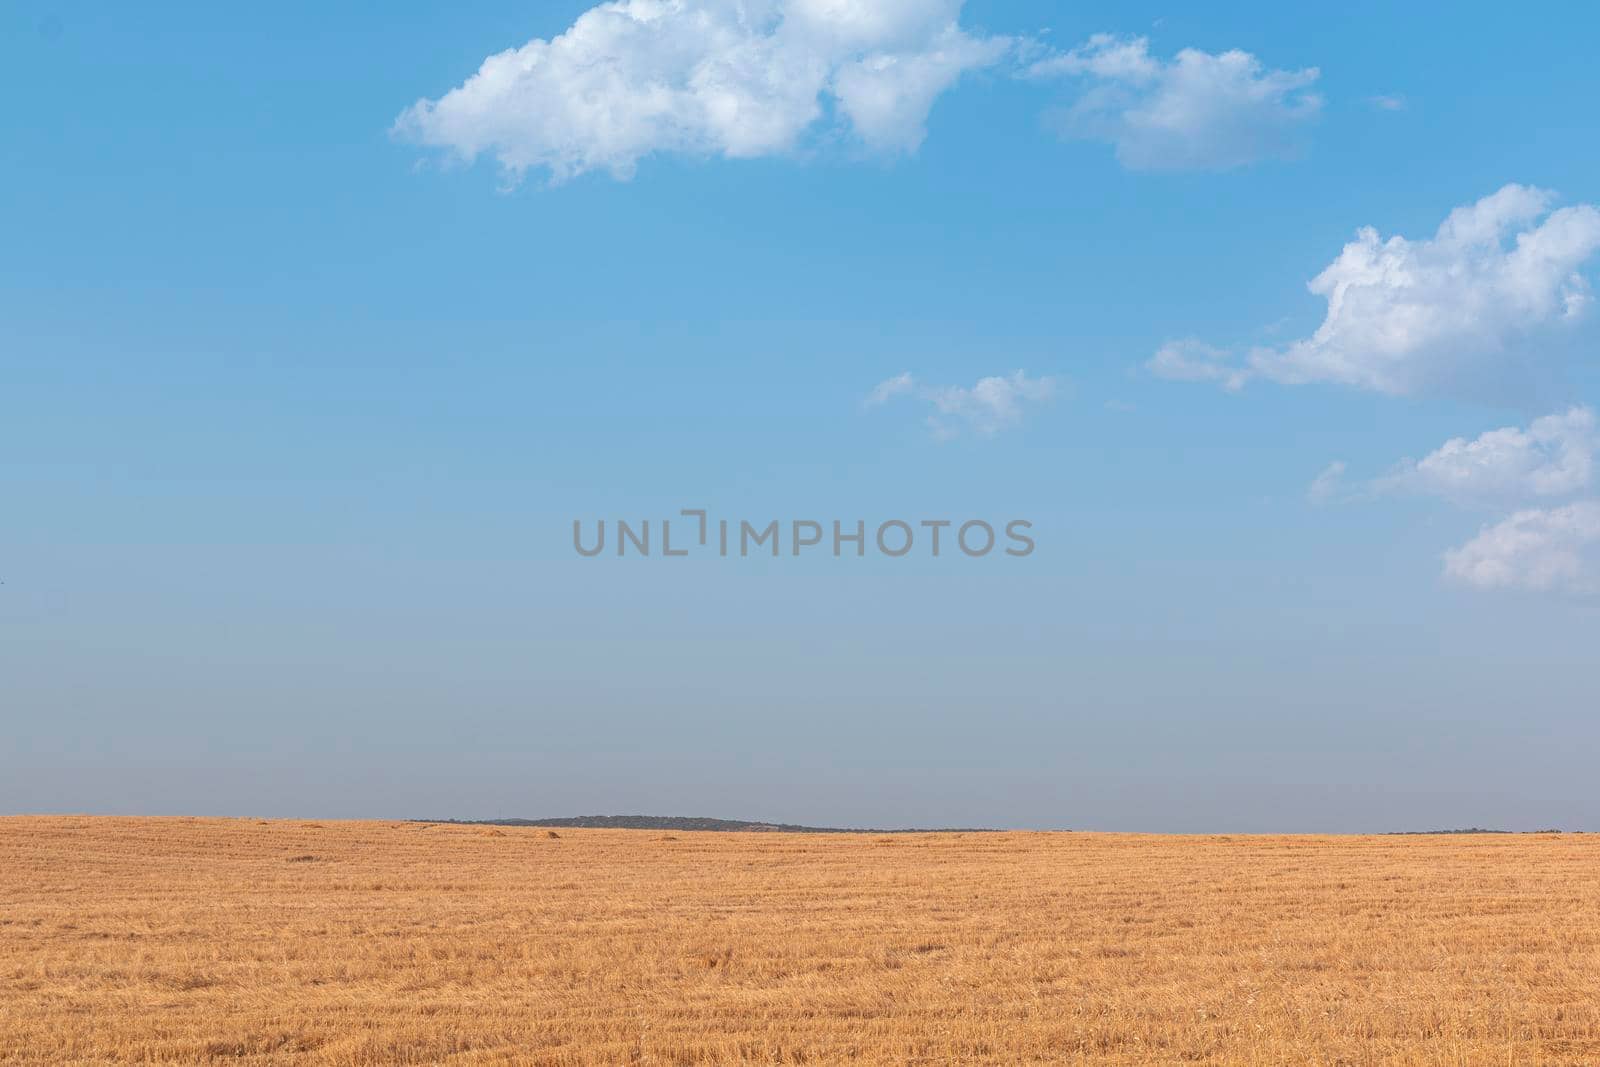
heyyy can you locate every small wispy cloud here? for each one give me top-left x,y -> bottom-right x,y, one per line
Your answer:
1368,94 -> 1407,111
1027,34 -> 1322,170
866,370 -> 1056,438
1148,338 -> 1248,390
864,371 -> 917,408
1306,461 -> 1348,505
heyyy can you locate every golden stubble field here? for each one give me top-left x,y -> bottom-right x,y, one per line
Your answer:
2,818 -> 1599,1065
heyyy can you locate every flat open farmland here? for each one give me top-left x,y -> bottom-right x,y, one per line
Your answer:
3,818 -> 1599,1065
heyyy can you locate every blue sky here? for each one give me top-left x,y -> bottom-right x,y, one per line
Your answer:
4,1 -> 1600,830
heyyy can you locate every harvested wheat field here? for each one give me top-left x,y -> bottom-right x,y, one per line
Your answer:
3,818 -> 1600,1065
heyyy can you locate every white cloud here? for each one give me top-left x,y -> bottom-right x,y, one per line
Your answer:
1368,94 -> 1406,112
1029,34 -> 1321,170
864,370 -> 916,406
1148,338 -> 1248,389
395,0 -> 1010,183
1443,501 -> 1600,595
1155,185 -> 1600,395
1259,186 -> 1600,393
397,13 -> 1331,184
866,370 -> 1055,436
1323,407 -> 1600,595
1306,460 -> 1347,504
1378,407 -> 1596,505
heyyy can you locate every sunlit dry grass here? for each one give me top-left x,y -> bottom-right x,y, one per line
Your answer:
3,817 -> 1599,1064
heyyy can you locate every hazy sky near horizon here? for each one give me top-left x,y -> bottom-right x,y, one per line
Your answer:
5,1 -> 1600,832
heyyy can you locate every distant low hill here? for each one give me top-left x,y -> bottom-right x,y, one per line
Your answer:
420,815 -> 997,834
1384,828 -> 1566,835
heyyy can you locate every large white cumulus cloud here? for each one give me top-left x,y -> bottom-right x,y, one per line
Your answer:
396,6 -> 1337,183
395,0 -> 1009,183
1155,185 -> 1600,395
1261,186 -> 1600,393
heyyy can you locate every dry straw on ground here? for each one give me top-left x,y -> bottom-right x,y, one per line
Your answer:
3,816 -> 1598,1064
